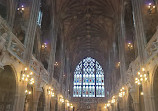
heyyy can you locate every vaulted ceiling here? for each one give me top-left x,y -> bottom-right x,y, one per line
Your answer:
44,0 -> 122,73
60,0 -> 121,72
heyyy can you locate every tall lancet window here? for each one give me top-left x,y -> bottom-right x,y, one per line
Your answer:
73,57 -> 105,97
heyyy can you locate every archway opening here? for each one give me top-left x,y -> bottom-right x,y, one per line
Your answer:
37,91 -> 45,111
0,0 -> 7,19
0,65 -> 16,111
23,85 -> 33,111
153,68 -> 158,110
139,85 -> 145,111
128,93 -> 134,111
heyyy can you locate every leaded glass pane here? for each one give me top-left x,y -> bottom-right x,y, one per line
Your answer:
73,57 -> 105,97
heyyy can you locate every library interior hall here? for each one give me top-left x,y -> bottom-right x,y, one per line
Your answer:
1,0 -> 158,111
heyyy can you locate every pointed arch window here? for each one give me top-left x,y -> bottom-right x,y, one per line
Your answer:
73,57 -> 105,97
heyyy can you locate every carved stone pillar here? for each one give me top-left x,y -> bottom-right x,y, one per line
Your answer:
47,0 -> 57,80
47,27 -> 57,80
117,1 -> 126,83
131,0 -> 147,65
50,98 -> 56,111
130,88 -> 140,111
44,88 -> 51,111
7,0 -> 17,29
23,0 -> 40,63
66,55 -> 70,98
14,82 -> 27,111
32,88 -> 42,111
59,27 -> 66,90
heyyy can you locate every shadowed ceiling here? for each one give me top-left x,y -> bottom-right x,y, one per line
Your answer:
44,0 -> 122,74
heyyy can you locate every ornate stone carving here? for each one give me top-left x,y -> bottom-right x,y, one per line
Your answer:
147,27 -> 158,57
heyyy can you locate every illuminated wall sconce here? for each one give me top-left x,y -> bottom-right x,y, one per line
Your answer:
147,3 -> 156,14
21,68 -> 35,85
70,104 -> 73,109
67,102 -> 70,107
104,96 -> 116,109
59,96 -> 64,103
54,62 -> 59,66
66,100 -> 70,107
25,90 -> 31,95
104,104 -> 107,109
116,62 -> 120,68
140,92 -> 144,96
29,77 -> 35,85
119,87 -> 126,97
41,43 -> 47,49
47,87 -> 55,97
21,67 -> 28,81
17,5 -> 25,13
111,96 -> 116,104
127,42 -> 133,50
135,68 -> 149,85
105,101 -> 111,109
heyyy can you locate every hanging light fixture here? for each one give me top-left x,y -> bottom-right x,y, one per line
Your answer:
147,3 -> 156,14
59,96 -> 64,103
54,62 -> 59,66
41,43 -> 47,49
111,96 -> 116,104
47,87 -> 55,97
70,104 -> 73,109
21,68 -> 35,85
140,92 -> 144,96
127,42 -> 133,50
17,5 -> 25,13
25,90 -> 32,95
119,87 -> 126,97
135,68 -> 149,85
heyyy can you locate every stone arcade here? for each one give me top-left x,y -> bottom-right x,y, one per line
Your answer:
0,0 -> 158,111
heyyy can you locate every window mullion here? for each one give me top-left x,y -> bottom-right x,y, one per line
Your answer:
81,61 -> 83,97
95,60 -> 97,97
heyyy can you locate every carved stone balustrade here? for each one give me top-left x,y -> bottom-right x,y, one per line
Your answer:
0,16 -> 25,62
146,26 -> 158,60
8,34 -> 25,62
0,15 -> 81,101
125,57 -> 140,85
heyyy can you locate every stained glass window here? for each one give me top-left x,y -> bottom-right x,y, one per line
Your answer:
73,57 -> 105,97
37,10 -> 42,26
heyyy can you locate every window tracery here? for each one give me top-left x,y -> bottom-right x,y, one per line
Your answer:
73,57 -> 105,97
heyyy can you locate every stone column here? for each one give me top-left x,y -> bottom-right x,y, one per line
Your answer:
66,55 -> 71,98
131,0 -> 147,65
47,26 -> 58,80
32,88 -> 42,111
47,0 -> 57,80
44,87 -> 51,111
7,0 -> 17,29
143,83 -> 155,111
14,82 -> 27,111
23,0 -> 40,63
130,88 -> 140,111
117,1 -> 126,83
59,27 -> 66,88
50,98 -> 56,111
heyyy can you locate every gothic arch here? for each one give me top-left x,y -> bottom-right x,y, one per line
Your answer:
0,65 -> 17,111
73,57 -> 105,97
152,66 -> 158,110
37,90 -> 45,111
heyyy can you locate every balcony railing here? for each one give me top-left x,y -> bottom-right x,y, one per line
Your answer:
146,26 -> 158,60
0,16 -> 50,83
